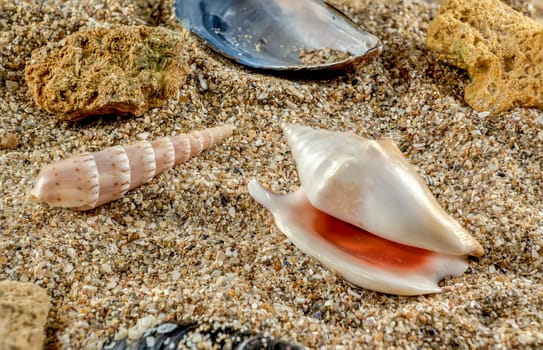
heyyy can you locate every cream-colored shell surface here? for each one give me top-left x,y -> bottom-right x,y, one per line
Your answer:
283,124 -> 484,257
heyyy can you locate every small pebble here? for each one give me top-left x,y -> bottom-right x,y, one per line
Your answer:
5,80 -> 19,91
0,133 -> 18,149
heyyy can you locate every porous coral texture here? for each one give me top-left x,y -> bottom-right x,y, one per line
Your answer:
426,0 -> 543,113
0,280 -> 51,350
25,25 -> 189,121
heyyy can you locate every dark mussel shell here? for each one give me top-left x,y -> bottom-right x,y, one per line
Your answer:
103,321 -> 305,350
174,0 -> 382,72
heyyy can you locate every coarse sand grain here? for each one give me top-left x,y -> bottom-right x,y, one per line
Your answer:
1,0 -> 542,349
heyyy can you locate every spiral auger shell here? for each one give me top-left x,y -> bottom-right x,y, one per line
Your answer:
30,125 -> 234,210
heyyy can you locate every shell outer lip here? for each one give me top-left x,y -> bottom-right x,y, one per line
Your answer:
248,179 -> 470,296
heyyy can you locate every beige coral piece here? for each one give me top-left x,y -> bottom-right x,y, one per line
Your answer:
426,0 -> 543,113
0,280 -> 51,350
25,25 -> 189,121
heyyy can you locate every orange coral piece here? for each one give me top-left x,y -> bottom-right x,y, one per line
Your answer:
426,0 -> 543,113
25,26 -> 189,121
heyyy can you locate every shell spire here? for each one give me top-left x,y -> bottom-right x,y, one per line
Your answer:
30,125 -> 234,210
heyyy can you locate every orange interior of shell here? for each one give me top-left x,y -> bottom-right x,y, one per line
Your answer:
296,195 -> 434,270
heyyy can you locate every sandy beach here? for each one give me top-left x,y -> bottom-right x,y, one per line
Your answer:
1,0 -> 542,348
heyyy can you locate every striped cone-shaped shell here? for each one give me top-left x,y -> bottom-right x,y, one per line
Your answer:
30,125 -> 234,210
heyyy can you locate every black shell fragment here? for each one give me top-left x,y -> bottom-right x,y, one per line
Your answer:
174,0 -> 382,72
103,321 -> 305,350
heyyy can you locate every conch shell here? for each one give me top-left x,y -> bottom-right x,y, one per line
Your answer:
248,124 -> 484,295
30,125 -> 234,210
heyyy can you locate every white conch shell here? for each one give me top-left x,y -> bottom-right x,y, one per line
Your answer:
282,124 -> 484,257
30,125 -> 234,210
248,124 -> 484,295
